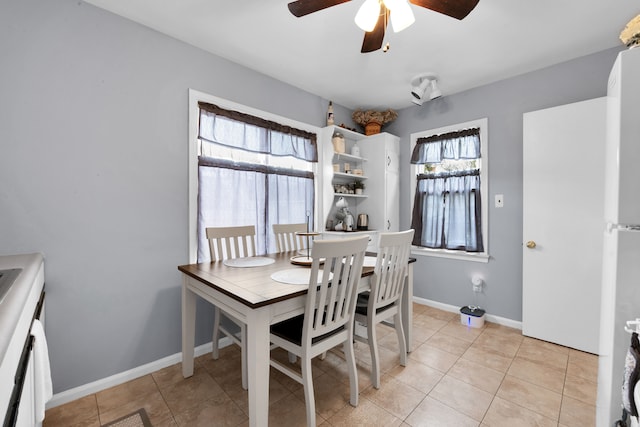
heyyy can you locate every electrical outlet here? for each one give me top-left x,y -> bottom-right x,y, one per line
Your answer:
495,194 -> 504,208
471,275 -> 483,293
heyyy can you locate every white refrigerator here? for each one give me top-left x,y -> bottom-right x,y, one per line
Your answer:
597,47 -> 640,426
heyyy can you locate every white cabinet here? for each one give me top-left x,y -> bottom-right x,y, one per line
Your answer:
358,133 -> 400,233
320,126 -> 399,237
385,143 -> 400,173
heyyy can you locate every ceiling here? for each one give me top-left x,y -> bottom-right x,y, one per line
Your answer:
82,0 -> 639,110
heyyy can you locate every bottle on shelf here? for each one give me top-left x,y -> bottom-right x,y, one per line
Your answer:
327,101 -> 334,126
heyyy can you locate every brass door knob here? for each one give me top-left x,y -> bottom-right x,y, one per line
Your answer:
526,240 -> 536,249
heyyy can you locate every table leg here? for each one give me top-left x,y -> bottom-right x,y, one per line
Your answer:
246,307 -> 271,427
181,278 -> 196,378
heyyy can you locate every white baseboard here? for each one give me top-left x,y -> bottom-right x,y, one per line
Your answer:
412,296 -> 522,330
47,337 -> 232,409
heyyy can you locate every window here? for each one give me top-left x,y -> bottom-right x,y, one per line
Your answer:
188,90 -> 321,262
410,118 -> 488,262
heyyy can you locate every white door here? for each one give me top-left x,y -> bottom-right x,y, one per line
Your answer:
522,97 -> 606,354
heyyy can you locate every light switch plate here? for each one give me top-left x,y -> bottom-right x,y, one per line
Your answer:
495,194 -> 504,208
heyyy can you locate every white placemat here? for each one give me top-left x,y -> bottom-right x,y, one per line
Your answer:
223,257 -> 275,268
270,268 -> 332,285
343,256 -> 378,267
363,256 -> 377,267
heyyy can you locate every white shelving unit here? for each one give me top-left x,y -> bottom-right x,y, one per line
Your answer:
320,126 -> 400,250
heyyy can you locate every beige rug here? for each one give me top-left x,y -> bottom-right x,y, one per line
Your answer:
102,408 -> 152,427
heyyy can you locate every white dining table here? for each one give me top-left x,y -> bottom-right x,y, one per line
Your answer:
179,251 -> 414,427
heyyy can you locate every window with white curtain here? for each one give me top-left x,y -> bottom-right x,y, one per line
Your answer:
194,101 -> 318,262
410,118 -> 489,262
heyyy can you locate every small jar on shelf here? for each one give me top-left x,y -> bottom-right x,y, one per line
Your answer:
351,142 -> 360,157
332,131 -> 345,154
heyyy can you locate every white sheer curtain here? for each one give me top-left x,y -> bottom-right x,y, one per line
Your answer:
411,171 -> 482,252
197,163 -> 314,262
196,103 -> 317,262
410,128 -> 483,252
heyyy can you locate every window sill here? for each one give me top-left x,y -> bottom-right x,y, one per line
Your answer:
411,246 -> 489,263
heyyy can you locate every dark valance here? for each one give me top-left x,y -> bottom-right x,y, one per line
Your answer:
411,127 -> 481,164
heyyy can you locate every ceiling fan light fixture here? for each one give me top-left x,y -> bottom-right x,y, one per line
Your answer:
288,0 -> 479,53
355,0 -> 380,32
384,0 -> 415,32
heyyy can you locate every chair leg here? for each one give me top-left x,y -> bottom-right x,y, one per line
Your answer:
301,357 -> 316,427
394,313 -> 407,366
212,306 -> 221,360
343,338 -> 359,407
367,316 -> 380,389
240,323 -> 248,390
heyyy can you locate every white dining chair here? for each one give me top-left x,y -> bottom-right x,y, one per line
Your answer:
272,222 -> 308,253
206,225 -> 257,390
354,229 -> 414,389
207,225 -> 257,262
269,235 -> 369,427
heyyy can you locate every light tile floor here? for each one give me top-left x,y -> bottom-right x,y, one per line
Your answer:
43,304 -> 598,426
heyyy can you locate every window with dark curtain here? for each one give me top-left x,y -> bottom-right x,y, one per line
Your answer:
410,128 -> 484,252
196,103 -> 317,262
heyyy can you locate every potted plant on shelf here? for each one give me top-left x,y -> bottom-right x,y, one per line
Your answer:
353,181 -> 365,195
351,109 -> 398,135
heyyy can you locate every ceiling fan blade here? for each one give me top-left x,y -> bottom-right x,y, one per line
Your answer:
409,0 -> 479,20
361,6 -> 389,53
288,0 -> 351,17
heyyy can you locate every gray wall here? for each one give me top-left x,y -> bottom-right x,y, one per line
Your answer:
0,0 -> 622,394
388,46 -> 623,321
0,0 -> 334,393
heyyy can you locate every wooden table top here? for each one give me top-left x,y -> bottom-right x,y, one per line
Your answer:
178,251 -> 376,309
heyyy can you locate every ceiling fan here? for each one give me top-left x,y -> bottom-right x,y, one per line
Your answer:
287,0 -> 479,53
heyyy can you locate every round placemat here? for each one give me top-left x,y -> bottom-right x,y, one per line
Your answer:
223,257 -> 275,268
271,268 -> 332,285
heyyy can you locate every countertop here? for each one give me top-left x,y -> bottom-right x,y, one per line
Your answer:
0,253 -> 45,420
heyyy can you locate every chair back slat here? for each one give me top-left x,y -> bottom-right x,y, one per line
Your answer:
206,225 -> 257,261
371,230 -> 415,309
273,223 -> 308,253
302,236 -> 368,344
